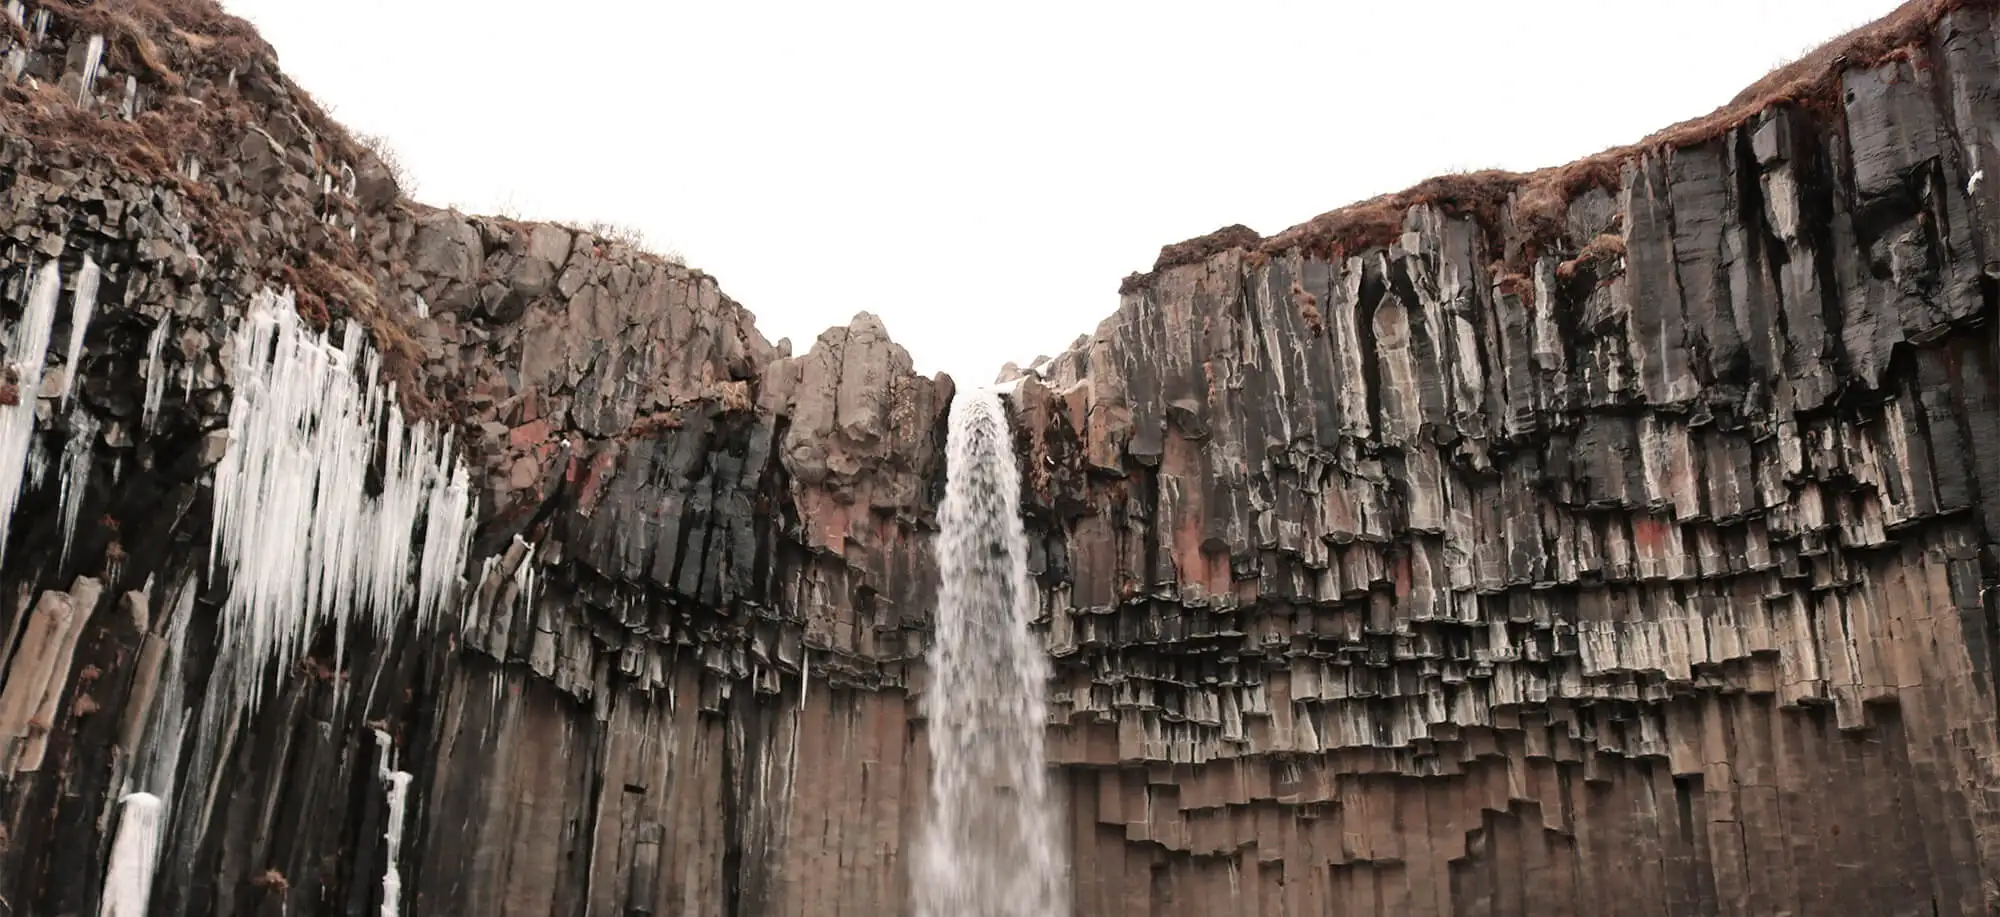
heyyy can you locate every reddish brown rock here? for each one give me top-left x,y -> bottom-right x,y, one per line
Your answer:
3,0 -> 2000,916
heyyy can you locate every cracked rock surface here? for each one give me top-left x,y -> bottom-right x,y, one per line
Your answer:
1,1 -> 2000,916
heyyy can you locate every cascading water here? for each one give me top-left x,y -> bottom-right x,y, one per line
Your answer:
913,388 -> 1067,917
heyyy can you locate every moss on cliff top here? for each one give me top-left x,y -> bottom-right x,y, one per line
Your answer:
1129,0 -> 1987,295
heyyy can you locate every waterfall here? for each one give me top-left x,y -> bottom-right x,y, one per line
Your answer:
913,388 -> 1067,917
97,793 -> 163,917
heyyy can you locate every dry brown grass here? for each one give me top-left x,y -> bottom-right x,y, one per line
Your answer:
1290,280 -> 1323,335
8,1 -> 440,416
53,0 -> 269,86
1150,223 -> 1261,272
295,253 -> 434,415
1556,233 -> 1630,280
3,12 -> 30,47
1494,271 -> 1536,300
1130,0 -> 1983,291
250,869 -> 289,893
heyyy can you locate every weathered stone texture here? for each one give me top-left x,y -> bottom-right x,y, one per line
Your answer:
4,0 -> 2000,915
1003,6 -> 2000,913
0,4 -> 948,916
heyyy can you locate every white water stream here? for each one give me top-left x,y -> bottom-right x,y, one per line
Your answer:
913,388 -> 1067,917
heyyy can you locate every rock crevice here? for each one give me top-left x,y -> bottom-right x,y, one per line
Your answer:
0,0 -> 1998,915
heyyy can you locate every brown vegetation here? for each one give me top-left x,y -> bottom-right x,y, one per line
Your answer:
250,869 -> 289,893
1128,0 -> 1985,292
354,131 -> 413,194
1150,223 -> 1262,273
1556,232 -> 1630,281
51,0 -> 270,88
3,1 -> 442,416
1290,280 -> 1323,335
1494,271 -> 1536,300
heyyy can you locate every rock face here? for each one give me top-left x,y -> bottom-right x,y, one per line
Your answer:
0,0 -> 1998,915
1006,2 -> 2000,912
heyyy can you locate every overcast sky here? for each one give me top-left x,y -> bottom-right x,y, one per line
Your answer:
222,0 -> 1897,381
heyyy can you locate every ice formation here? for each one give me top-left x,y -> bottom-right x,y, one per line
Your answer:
208,288 -> 475,713
97,792 -> 164,917
374,730 -> 412,917
0,261 -> 65,571
131,580 -> 195,805
57,404 -> 98,568
60,254 -> 98,407
74,33 -> 103,104
140,317 -> 171,433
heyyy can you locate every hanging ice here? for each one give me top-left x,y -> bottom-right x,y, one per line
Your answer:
26,433 -> 46,492
57,405 -> 98,568
208,288 -> 476,714
374,731 -> 411,917
415,441 -> 473,633
130,580 -> 195,805
60,254 -> 97,408
140,317 -> 170,434
97,792 -> 163,917
75,33 -> 104,104
0,261 -> 65,572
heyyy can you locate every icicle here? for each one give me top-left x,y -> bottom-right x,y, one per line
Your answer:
414,436 -> 473,632
76,33 -> 103,104
134,581 -> 195,803
120,74 -> 137,119
380,768 -> 411,917
799,648 -> 809,711
98,792 -> 163,917
0,261 -> 64,572
372,728 -> 411,917
26,432 -> 46,491
1,2 -> 23,83
57,405 -> 98,568
510,542 -> 537,622
60,254 -> 98,408
208,289 -> 477,715
412,295 -> 429,320
141,317 -> 170,433
109,799 -> 160,882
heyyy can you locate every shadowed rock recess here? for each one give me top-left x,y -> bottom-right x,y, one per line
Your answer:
3,0 -> 2000,914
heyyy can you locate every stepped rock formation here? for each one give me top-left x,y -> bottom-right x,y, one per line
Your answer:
1,0 -> 2000,915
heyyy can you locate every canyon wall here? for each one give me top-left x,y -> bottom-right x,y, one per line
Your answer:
1006,3 -> 2000,913
0,0 -> 1998,916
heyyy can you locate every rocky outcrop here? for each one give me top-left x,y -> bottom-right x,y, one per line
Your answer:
2,0 -> 2000,915
1006,1 -> 2000,913
0,4 -> 948,915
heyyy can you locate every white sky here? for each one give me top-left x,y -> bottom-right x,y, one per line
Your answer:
222,0 -> 1897,381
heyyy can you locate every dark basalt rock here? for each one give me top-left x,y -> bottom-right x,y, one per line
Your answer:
2,1 -> 2000,916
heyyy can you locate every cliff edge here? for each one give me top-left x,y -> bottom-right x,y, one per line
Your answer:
0,0 -> 1998,915
1006,0 -> 2000,913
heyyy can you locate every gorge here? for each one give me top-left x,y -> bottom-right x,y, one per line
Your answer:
1,0 -> 2000,915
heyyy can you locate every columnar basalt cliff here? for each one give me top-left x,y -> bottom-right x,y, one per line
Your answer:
1005,3 -> 2000,913
0,0 -> 1997,915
